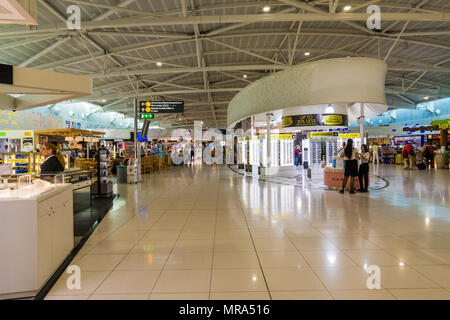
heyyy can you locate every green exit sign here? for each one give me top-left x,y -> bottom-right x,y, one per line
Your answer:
140,114 -> 154,119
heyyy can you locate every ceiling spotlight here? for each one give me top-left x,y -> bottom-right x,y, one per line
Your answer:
156,62 -> 162,67
263,6 -> 271,12
243,74 -> 248,78
424,96 -> 429,100
102,99 -> 106,102
304,52 -> 311,56
343,5 -> 352,11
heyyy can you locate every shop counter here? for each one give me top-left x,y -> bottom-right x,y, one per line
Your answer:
0,184 -> 74,299
324,167 -> 364,190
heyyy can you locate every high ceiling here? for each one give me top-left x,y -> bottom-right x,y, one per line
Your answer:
0,0 -> 449,129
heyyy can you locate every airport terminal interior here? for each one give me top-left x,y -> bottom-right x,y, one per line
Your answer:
0,0 -> 449,301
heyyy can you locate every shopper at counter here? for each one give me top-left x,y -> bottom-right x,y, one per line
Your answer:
358,144 -> 370,193
40,143 -> 65,173
338,139 -> 360,194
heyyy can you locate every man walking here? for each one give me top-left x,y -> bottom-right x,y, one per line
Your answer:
372,143 -> 380,164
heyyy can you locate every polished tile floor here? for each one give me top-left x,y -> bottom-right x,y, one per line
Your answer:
45,164 -> 450,300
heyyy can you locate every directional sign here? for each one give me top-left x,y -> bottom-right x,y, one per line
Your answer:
140,114 -> 154,119
139,101 -> 184,114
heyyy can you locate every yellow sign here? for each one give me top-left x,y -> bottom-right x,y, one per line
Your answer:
282,117 -> 293,127
24,132 -> 32,137
309,132 -> 337,138
322,114 -> 344,126
339,133 -> 360,138
145,107 -> 151,112
145,101 -> 151,107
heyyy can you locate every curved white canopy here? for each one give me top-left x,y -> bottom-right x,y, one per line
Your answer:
228,57 -> 387,127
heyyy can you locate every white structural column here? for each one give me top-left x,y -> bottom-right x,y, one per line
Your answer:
359,103 -> 366,144
266,113 -> 272,170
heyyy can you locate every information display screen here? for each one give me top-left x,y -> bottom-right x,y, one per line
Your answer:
139,101 -> 184,114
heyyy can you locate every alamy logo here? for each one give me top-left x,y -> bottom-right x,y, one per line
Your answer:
66,5 -> 81,30
367,5 -> 381,30
66,265 -> 81,290
366,265 -> 381,289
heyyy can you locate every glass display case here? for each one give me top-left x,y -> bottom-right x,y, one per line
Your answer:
91,148 -> 113,197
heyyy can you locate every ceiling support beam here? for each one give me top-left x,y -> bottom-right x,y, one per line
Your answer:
278,0 -> 377,35
19,36 -> 72,67
205,7 -> 296,37
206,38 -> 283,65
93,0 -> 137,21
384,21 -> 409,62
190,0 -> 218,127
289,21 -> 302,65
1,13 -> 448,36
345,0 -> 382,13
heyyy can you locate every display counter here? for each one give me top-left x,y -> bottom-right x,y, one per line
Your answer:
324,166 -> 364,190
0,184 -> 74,299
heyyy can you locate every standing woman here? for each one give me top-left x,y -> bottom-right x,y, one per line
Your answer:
40,142 -> 65,173
338,139 -> 360,194
358,144 -> 370,193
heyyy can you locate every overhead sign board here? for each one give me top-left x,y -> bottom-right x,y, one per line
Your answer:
339,133 -> 361,139
309,132 -> 339,138
282,114 -> 348,128
0,64 -> 13,84
432,119 -> 450,130
139,101 -> 184,114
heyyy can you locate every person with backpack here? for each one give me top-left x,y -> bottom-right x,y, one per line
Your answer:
338,139 -> 360,194
423,143 -> 435,168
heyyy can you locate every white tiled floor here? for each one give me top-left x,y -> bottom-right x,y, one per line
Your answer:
45,164 -> 450,300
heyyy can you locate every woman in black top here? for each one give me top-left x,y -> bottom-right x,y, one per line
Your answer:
338,139 -> 360,194
40,143 -> 65,173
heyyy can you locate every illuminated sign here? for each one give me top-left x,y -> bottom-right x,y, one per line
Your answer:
309,132 -> 338,138
140,114 -> 154,119
282,114 -> 348,128
338,133 -> 361,138
139,101 -> 184,114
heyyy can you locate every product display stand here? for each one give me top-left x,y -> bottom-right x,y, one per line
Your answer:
91,148 -> 113,197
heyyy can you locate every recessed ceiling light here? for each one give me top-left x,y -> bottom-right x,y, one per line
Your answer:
156,62 -> 162,67
424,96 -> 429,100
304,52 -> 311,56
243,74 -> 248,78
102,99 -> 106,102
343,5 -> 352,11
263,6 -> 270,12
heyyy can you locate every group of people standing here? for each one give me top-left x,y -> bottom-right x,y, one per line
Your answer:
337,139 -> 370,194
402,142 -> 435,170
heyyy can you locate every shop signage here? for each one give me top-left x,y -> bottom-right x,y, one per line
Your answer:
139,101 -> 184,114
309,132 -> 338,138
339,133 -> 361,138
0,64 -> 13,85
282,114 -> 348,128
432,119 -> 450,130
